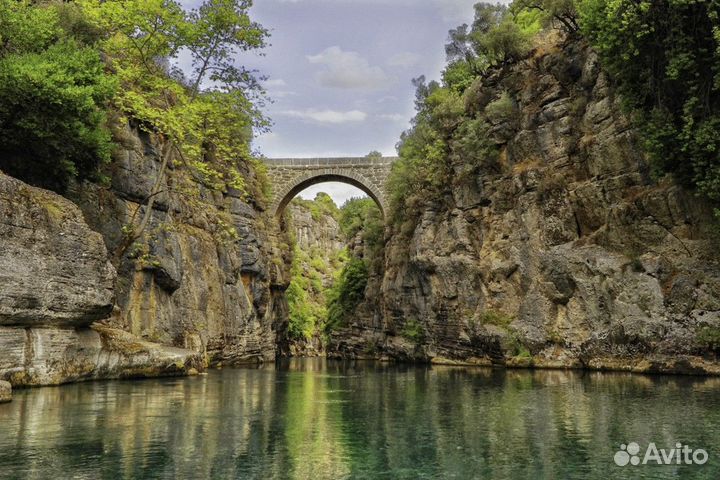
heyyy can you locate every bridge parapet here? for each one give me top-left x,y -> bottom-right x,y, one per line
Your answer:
264,156 -> 397,167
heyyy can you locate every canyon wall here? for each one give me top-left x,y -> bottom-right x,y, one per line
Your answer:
3,34 -> 720,387
284,196 -> 345,356
0,173 -> 203,386
0,120 -> 292,387
68,123 -> 291,366
332,39 -> 720,375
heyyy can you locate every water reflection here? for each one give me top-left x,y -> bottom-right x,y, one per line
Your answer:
1,359 -> 720,479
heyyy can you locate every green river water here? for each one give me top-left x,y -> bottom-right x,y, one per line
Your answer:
1,358 -> 719,479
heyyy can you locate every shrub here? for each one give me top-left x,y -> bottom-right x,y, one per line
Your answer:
293,192 -> 340,221
387,5 -> 531,227
578,0 -> 720,212
511,0 -> 579,34
401,318 -> 426,344
484,91 -> 517,124
449,117 -> 498,171
480,309 -> 514,328
697,326 -> 720,352
326,257 -> 368,331
474,18 -> 532,65
339,197 -> 383,256
0,2 -> 116,192
442,60 -> 477,93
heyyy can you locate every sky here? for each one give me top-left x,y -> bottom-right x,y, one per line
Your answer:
237,0 -> 496,205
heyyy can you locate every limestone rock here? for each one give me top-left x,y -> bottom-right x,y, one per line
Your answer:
283,198 -> 345,356
0,173 -> 115,327
0,325 -> 203,387
68,121 -> 291,366
329,38 -> 720,375
287,201 -> 343,253
0,380 -> 11,403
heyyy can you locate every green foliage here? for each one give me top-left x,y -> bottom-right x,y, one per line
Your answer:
309,255 -> 327,273
286,275 -> 323,341
510,0 -> 579,33
0,1 -> 61,54
286,244 -> 331,341
388,5 -> 537,227
80,0 -> 269,195
339,197 -> 384,273
285,193 -> 358,341
339,198 -> 382,242
326,257 -> 369,331
697,326 -> 720,352
445,3 -> 506,77
286,195 -> 384,340
578,0 -> 720,209
514,344 -> 533,359
442,60 -> 477,93
0,0 -> 269,197
480,309 -> 514,328
387,78 -> 498,226
400,318 -> 425,344
474,17 -> 532,65
449,117 -> 498,172
444,3 -> 532,81
0,1 -> 115,191
292,192 -> 340,221
484,91 -> 517,123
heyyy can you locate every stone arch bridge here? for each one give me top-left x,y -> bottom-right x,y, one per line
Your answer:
264,157 -> 397,217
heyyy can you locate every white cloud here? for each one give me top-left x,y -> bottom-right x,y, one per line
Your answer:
387,52 -> 422,68
278,108 -> 368,124
307,46 -> 393,90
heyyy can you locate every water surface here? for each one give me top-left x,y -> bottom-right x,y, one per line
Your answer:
1,359 -> 720,479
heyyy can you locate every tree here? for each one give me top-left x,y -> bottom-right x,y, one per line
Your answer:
326,257 -> 368,331
445,3 -> 509,77
511,0 -> 579,34
474,18 -> 531,65
0,1 -> 115,191
77,0 -> 269,259
184,0 -> 267,99
443,2 -> 531,84
579,0 -> 720,209
472,2 -> 509,35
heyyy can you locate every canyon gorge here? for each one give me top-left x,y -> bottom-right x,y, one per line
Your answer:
1,36 -> 720,402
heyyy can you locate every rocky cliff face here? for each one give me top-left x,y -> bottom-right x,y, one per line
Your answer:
288,200 -> 343,254
332,39 -> 720,375
0,172 -> 203,386
69,122 -> 291,366
284,197 -> 344,356
0,117 -> 291,388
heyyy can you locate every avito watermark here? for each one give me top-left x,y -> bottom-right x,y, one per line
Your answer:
614,442 -> 708,466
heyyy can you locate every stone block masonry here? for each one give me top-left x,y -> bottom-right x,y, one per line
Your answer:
264,157 -> 396,216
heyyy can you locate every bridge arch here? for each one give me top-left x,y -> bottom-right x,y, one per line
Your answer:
272,171 -> 386,217
264,157 -> 396,218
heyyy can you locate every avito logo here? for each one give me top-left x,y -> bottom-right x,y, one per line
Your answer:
614,442 -> 708,466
